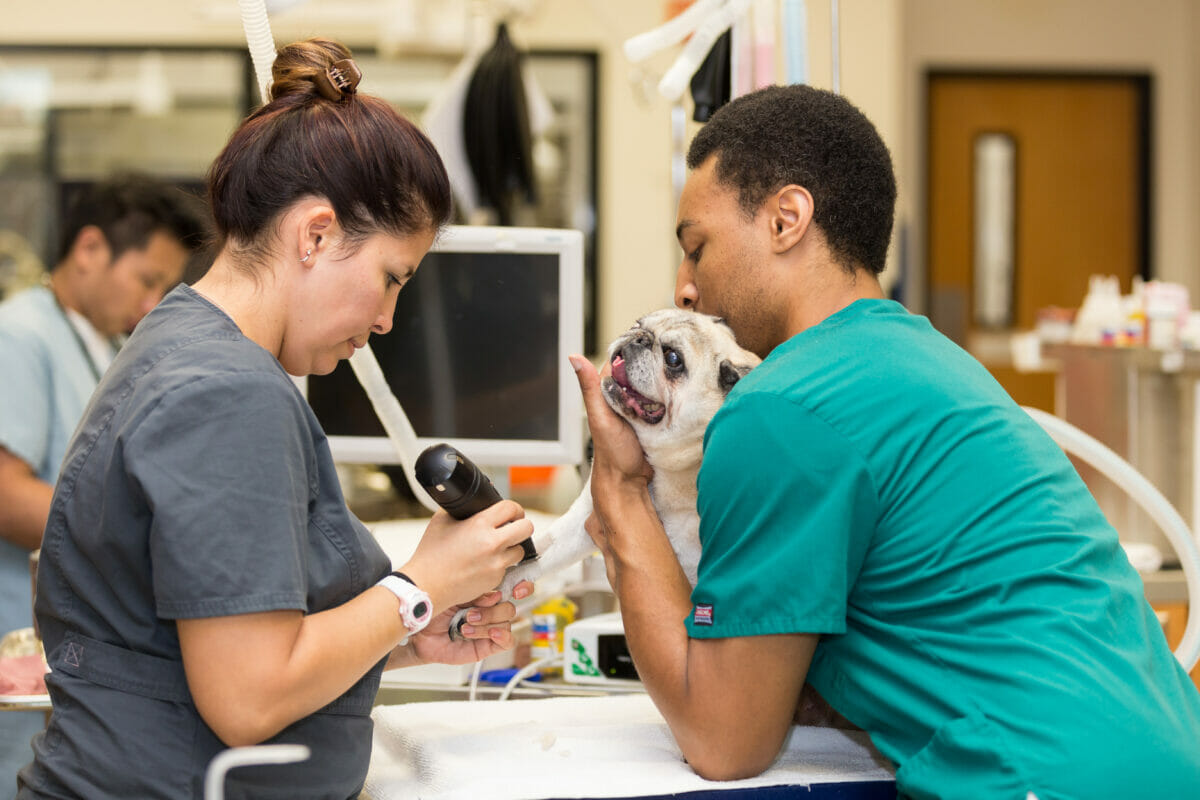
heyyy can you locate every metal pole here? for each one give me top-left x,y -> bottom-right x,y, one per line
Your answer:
830,0 -> 841,94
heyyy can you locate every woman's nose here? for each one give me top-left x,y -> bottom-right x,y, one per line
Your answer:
372,296 -> 397,335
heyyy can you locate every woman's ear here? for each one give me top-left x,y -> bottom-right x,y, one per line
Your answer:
769,185 -> 813,254
294,201 -> 336,266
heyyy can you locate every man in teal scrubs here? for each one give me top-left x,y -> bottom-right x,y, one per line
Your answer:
573,85 -> 1200,798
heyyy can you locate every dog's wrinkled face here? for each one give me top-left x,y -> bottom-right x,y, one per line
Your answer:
602,309 -> 760,460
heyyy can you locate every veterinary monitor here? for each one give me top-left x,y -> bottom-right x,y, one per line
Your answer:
299,225 -> 585,470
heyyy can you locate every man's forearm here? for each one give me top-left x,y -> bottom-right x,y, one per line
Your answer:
598,486 -> 716,752
0,476 -> 52,551
604,488 -> 695,695
599,487 -> 815,781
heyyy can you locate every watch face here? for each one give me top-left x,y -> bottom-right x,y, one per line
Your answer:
413,599 -> 430,620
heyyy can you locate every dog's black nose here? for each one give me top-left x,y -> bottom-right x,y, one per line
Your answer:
630,331 -> 653,349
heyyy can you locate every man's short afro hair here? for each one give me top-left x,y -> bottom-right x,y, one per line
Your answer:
686,84 -> 896,275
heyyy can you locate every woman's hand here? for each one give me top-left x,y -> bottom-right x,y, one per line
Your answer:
404,580 -> 533,665
400,502 -> 534,615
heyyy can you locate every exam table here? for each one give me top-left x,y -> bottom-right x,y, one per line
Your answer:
362,693 -> 896,799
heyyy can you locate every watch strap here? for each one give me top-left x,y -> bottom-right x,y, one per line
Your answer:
377,571 -> 433,644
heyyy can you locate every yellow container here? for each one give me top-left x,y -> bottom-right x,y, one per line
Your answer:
529,596 -> 578,673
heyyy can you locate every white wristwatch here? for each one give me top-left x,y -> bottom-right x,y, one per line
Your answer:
376,571 -> 433,644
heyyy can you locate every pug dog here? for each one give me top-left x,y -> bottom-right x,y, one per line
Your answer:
497,308 -> 760,600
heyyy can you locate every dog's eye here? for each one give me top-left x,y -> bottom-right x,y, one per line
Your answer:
663,348 -> 684,371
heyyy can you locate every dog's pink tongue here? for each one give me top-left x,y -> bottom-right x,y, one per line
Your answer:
611,355 -> 627,385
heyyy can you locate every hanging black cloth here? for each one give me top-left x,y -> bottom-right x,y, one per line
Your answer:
690,29 -> 732,123
462,22 -> 537,225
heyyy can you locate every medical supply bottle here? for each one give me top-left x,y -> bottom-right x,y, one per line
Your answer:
529,595 -> 577,675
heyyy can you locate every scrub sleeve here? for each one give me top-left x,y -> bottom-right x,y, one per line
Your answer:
687,397 -> 876,639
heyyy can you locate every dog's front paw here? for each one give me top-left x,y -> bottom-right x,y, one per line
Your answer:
499,559 -> 542,600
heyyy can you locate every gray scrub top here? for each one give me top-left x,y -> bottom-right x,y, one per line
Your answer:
19,285 -> 392,800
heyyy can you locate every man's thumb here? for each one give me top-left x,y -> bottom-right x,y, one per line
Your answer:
568,354 -> 603,410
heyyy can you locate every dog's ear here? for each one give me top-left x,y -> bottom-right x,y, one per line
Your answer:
718,360 -> 754,395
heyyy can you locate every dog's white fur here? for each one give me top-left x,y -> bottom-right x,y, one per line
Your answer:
497,308 -> 760,598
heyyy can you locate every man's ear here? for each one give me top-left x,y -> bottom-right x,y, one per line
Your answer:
69,225 -> 111,274
768,185 -> 813,254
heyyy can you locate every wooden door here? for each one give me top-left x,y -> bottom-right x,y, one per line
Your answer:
926,73 -> 1150,410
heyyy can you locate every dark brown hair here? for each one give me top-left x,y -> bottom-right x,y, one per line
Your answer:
55,174 -> 206,270
206,38 -> 452,263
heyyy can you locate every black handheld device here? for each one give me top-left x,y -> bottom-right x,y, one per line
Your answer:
414,443 -> 537,563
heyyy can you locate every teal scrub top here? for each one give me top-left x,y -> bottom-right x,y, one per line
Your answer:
688,299 -> 1200,799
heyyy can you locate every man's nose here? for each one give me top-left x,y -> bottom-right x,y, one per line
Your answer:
140,289 -> 164,318
674,264 -> 697,310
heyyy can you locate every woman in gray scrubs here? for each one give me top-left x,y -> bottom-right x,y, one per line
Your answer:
18,38 -> 535,799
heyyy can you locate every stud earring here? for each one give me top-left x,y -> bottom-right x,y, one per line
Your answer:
300,248 -> 312,263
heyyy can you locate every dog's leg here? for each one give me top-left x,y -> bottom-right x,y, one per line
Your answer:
447,477 -> 599,639
497,477 -> 596,597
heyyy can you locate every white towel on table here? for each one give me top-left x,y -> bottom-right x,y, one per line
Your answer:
363,694 -> 893,800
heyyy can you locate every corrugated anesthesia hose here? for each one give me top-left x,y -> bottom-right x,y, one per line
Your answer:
348,347 -> 441,513
1023,406 -> 1200,672
239,0 -> 276,103
657,0 -> 751,102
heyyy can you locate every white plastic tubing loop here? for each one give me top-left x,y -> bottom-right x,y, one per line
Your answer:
1023,406 -> 1200,672
204,745 -> 310,800
656,0 -> 752,103
349,346 -> 442,514
623,0 -> 724,64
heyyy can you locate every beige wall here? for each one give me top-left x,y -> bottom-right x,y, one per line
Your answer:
5,0 -> 1196,342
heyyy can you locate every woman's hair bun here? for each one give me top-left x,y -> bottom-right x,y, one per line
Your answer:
268,38 -> 358,103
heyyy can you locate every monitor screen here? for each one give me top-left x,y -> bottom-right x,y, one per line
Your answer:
300,225 -> 585,469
